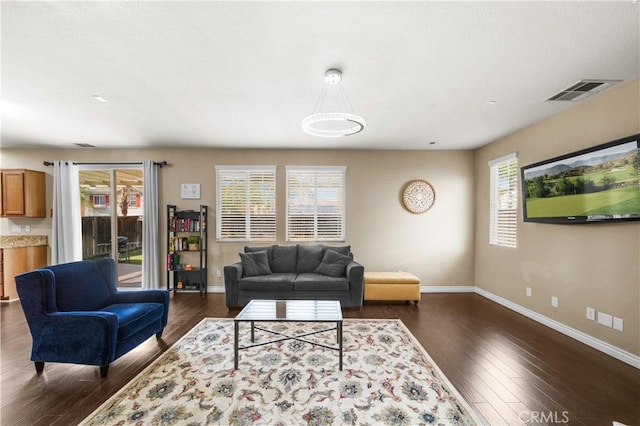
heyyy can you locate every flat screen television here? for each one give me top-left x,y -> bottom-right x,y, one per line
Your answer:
521,133 -> 640,224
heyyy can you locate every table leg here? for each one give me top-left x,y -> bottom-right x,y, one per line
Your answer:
234,321 -> 239,369
338,321 -> 343,371
251,321 -> 255,342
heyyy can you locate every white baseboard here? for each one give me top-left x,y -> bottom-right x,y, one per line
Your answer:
474,287 -> 640,369
208,285 -> 225,293
422,285 -> 476,293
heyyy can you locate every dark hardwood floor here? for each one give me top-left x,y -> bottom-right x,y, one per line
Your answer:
1,293 -> 638,425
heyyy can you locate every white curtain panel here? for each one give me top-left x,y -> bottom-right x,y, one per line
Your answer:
142,161 -> 160,289
51,161 -> 82,264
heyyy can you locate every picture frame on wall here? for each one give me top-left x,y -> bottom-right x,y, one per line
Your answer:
181,183 -> 201,199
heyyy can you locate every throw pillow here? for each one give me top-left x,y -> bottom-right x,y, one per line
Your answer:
322,244 -> 352,259
239,251 -> 272,277
314,249 -> 352,277
244,245 -> 274,269
271,245 -> 298,273
296,244 -> 324,273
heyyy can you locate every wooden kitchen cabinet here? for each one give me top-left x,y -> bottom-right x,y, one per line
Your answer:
0,169 -> 46,218
0,245 -> 47,300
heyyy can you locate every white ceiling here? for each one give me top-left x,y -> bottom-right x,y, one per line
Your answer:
1,1 -> 639,151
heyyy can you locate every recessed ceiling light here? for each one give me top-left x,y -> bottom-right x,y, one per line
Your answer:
91,95 -> 108,102
483,100 -> 497,107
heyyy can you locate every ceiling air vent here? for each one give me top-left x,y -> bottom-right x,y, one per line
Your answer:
546,79 -> 622,102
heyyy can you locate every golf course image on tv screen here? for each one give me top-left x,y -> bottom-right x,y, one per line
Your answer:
521,134 -> 640,223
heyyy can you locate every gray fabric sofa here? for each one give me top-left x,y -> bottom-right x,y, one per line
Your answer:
224,244 -> 364,308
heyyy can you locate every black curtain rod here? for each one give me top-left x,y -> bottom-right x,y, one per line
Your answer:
43,161 -> 168,167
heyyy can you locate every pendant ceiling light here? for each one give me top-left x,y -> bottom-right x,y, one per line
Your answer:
302,69 -> 365,137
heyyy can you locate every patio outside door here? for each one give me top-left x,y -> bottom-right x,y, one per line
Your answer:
78,166 -> 143,288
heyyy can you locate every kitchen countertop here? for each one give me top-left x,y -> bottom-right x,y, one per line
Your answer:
0,235 -> 48,249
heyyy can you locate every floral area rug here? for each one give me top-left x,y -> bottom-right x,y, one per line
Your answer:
81,318 -> 482,425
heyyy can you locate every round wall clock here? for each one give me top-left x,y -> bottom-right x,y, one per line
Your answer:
402,179 -> 435,214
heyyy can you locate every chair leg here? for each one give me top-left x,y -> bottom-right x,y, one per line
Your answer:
34,361 -> 45,374
100,365 -> 109,378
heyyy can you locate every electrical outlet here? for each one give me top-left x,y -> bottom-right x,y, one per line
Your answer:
586,307 -> 595,321
551,296 -> 558,308
613,317 -> 623,332
216,269 -> 222,278
597,312 -> 613,328
11,224 -> 21,232
24,225 -> 31,232
526,287 -> 532,297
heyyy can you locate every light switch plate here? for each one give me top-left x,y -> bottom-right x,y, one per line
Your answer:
597,312 -> 613,328
613,317 -> 623,332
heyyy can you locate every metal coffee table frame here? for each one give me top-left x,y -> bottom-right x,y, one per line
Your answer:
233,299 -> 343,370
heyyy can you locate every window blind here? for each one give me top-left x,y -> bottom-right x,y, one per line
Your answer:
286,166 -> 346,242
489,153 -> 518,247
215,166 -> 276,242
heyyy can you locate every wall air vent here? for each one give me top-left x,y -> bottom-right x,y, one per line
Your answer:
546,79 -> 622,102
74,143 -> 95,148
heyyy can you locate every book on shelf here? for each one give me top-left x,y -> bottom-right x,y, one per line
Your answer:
167,253 -> 181,270
169,217 -> 201,232
170,236 -> 200,251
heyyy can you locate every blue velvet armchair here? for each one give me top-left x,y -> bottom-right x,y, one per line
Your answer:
15,258 -> 169,377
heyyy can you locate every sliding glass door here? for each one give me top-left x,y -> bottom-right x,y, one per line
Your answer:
78,166 -> 143,288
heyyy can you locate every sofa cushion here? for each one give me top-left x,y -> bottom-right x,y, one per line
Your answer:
238,273 -> 296,292
272,245 -> 297,273
244,245 -> 275,269
47,261 -> 113,311
239,251 -> 272,277
315,249 -> 352,277
296,244 -> 324,273
101,302 -> 164,340
322,245 -> 351,258
294,273 -> 350,291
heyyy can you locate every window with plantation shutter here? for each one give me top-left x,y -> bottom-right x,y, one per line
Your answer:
286,166 -> 346,242
215,166 -> 276,242
489,153 -> 518,247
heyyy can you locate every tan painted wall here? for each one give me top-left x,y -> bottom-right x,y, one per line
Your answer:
0,149 -> 476,290
474,78 -> 640,356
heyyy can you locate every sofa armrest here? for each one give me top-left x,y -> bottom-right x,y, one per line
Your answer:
35,311 -> 119,366
111,290 -> 170,327
224,262 -> 243,307
346,261 -> 365,304
111,289 -> 169,304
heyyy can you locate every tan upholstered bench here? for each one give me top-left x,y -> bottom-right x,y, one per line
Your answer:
364,272 -> 421,304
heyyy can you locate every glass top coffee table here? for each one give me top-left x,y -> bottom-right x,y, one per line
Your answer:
233,299 -> 343,370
